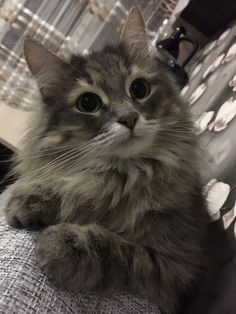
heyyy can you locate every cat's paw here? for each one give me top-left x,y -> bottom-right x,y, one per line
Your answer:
5,193 -> 57,229
4,196 -> 38,229
36,223 -> 97,290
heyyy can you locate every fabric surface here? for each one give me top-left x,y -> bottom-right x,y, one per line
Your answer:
0,191 -> 160,314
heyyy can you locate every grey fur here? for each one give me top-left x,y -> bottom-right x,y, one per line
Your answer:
4,8 -> 211,314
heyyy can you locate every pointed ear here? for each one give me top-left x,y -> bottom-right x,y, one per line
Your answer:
23,39 -> 71,96
120,6 -> 149,56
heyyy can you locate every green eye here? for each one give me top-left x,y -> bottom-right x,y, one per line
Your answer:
130,79 -> 150,100
76,92 -> 102,113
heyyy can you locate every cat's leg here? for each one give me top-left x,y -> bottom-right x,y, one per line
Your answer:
36,223 -> 195,313
4,181 -> 60,229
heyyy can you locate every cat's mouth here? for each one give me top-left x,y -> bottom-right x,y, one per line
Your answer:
115,125 -> 144,142
98,120 -> 157,158
122,130 -> 141,141
105,128 -> 153,158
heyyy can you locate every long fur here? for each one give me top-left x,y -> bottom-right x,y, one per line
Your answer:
4,22 -> 213,314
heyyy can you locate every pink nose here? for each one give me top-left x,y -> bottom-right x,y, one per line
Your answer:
118,112 -> 139,130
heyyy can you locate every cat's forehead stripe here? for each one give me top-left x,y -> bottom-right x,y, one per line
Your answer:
130,64 -> 156,79
76,79 -> 90,88
130,65 -> 140,75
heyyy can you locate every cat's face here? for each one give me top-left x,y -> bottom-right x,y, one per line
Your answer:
24,7 -> 189,164
68,49 -> 160,159
63,46 -> 182,159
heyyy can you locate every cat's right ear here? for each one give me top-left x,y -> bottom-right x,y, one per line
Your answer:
23,39 -> 71,97
119,7 -> 149,57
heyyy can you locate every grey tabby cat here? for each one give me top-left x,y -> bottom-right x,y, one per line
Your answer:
4,7 -> 211,314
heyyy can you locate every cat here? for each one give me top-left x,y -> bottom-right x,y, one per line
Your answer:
4,7 -> 213,314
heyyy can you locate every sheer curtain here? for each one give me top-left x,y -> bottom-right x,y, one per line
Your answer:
0,0 -> 179,110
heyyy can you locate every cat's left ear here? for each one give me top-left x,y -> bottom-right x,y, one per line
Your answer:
119,6 -> 149,57
23,39 -> 71,97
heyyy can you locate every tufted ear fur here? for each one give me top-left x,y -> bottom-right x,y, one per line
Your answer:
23,39 -> 71,97
119,6 -> 149,57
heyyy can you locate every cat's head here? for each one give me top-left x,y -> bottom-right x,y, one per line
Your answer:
24,7 -> 193,165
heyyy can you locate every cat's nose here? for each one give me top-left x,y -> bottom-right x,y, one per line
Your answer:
118,112 -> 139,130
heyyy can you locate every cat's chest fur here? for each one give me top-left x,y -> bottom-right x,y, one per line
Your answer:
59,159 -> 157,233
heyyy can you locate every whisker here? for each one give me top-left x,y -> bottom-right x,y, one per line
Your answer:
62,133 -> 124,171
0,171 -> 16,186
19,151 -> 92,186
17,130 -> 112,167
13,130 -> 116,183
16,143 -> 88,160
24,145 -> 99,186
157,132 -> 193,140
20,145 -> 92,180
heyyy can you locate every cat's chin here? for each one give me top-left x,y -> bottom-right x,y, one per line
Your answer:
102,121 -> 156,159
109,135 -> 154,159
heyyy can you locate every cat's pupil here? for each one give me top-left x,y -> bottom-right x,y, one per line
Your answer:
76,92 -> 101,112
130,79 -> 150,99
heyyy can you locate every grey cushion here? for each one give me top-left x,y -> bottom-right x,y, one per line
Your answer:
0,190 -> 160,314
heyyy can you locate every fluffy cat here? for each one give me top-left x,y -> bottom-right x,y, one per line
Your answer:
4,7 -> 212,314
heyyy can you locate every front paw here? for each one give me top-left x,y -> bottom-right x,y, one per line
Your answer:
36,223 -> 101,290
4,196 -> 38,229
4,193 -> 57,229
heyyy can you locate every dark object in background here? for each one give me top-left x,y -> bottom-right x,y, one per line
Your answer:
156,26 -> 198,88
157,26 -> 198,67
0,143 -> 15,193
181,0 -> 236,37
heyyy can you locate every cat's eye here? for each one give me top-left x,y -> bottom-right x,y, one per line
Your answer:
76,92 -> 102,113
129,79 -> 150,100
